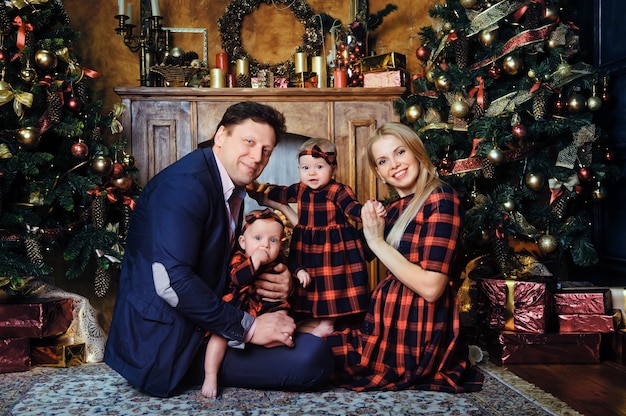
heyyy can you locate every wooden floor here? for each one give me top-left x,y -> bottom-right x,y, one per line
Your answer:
506,361 -> 626,416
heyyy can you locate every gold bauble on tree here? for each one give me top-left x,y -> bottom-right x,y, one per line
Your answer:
434,74 -> 451,92
524,172 -> 545,191
502,198 -> 516,212
122,153 -> 137,169
405,105 -> 423,123
587,95 -> 603,112
17,127 -> 41,149
91,155 -> 113,176
450,98 -> 470,118
568,93 -> 587,113
460,0 -> 477,9
34,49 -> 58,72
487,147 -> 504,165
502,55 -> 523,75
538,234 -> 558,255
479,29 -> 498,47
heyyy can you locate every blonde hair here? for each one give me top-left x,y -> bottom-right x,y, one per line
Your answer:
298,137 -> 336,155
366,123 -> 444,248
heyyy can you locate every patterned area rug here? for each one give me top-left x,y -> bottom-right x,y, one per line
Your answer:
0,361 -> 581,416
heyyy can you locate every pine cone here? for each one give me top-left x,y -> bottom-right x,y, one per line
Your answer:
47,92 -> 63,124
0,4 -> 11,34
236,74 -> 251,88
121,203 -> 132,241
91,196 -> 108,229
551,194 -> 569,219
481,159 -> 495,179
454,35 -> 469,69
523,2 -> 542,30
24,235 -> 45,267
493,238 -> 510,276
532,91 -> 548,121
91,126 -> 101,142
74,81 -> 88,104
94,266 -> 111,297
52,0 -> 71,25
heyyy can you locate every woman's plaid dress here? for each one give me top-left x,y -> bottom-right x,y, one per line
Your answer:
267,180 -> 370,318
326,186 -> 484,392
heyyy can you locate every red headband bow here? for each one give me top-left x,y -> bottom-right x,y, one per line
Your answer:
298,145 -> 337,166
243,208 -> 284,232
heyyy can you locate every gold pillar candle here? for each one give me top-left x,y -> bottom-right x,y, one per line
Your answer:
236,58 -> 249,76
311,56 -> 327,88
294,52 -> 308,73
210,68 -> 226,88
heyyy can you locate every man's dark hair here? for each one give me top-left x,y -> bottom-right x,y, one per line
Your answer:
200,102 -> 286,148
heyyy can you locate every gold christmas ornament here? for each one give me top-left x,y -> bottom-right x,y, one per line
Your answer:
502,198 -> 516,212
450,98 -> 470,118
502,55 -> 523,75
538,234 -> 558,255
91,155 -> 113,176
592,181 -> 607,200
434,74 -> 451,92
587,95 -> 603,112
19,66 -> 38,83
524,172 -> 545,191
17,126 -> 41,149
122,153 -> 137,169
479,29 -> 498,47
34,50 -> 58,71
556,62 -> 572,76
405,105 -> 423,123
527,69 -> 537,79
568,93 -> 587,113
113,176 -> 133,191
487,147 -> 504,165
460,0 -> 478,9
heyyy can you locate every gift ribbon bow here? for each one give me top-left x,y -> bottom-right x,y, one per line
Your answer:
548,174 -> 579,204
0,88 -> 34,119
12,16 -> 33,51
555,124 -> 597,169
56,47 -> 101,81
298,145 -> 337,166
243,208 -> 283,231
468,77 -> 485,108
110,103 -> 126,134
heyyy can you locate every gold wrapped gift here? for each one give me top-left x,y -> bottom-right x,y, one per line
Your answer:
361,52 -> 406,73
31,336 -> 85,367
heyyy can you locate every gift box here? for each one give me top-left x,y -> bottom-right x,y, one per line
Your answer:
487,331 -> 601,364
361,52 -> 406,73
554,287 -> 612,315
363,70 -> 407,88
0,337 -> 30,373
558,314 -> 615,333
31,336 -> 85,367
476,277 -> 555,333
609,287 -> 625,329
0,297 -> 73,338
601,329 -> 626,364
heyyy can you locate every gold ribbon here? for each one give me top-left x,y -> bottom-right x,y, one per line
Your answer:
468,0 -> 530,36
0,143 -> 13,159
11,0 -> 49,7
110,103 -> 126,134
548,174 -> 579,204
0,89 -> 34,119
555,124 -> 596,169
505,279 -> 516,331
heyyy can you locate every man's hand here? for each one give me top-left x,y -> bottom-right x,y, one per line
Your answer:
249,310 -> 296,348
255,262 -> 293,301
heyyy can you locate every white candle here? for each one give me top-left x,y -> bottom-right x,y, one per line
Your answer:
126,3 -> 132,22
151,0 -> 160,16
118,0 -> 124,16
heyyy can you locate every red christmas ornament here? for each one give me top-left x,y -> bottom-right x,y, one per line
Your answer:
71,141 -> 89,158
605,148 -> 615,162
555,95 -> 568,112
488,64 -> 502,79
578,166 -> 593,181
512,124 -> 527,139
66,96 -> 83,113
113,176 -> 133,191
415,45 -> 431,61
111,162 -> 125,178
0,49 -> 6,62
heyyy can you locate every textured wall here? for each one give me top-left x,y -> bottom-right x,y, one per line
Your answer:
65,0 -> 438,111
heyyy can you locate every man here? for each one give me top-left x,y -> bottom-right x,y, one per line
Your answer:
105,102 -> 334,397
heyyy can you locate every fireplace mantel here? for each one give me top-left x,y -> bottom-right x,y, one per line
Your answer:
115,86 -> 404,199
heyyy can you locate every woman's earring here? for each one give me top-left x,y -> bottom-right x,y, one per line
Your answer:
380,177 -> 386,184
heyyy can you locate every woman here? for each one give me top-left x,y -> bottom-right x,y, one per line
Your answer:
326,122 -> 483,392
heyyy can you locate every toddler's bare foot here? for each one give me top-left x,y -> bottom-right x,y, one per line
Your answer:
298,319 -> 334,338
201,376 -> 218,398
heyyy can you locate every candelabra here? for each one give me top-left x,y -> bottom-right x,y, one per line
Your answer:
115,14 -> 167,86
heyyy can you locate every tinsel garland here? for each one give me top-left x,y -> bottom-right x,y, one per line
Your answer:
218,0 -> 323,77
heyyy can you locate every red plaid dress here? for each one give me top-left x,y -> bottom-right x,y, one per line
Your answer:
223,250 -> 290,317
327,186 -> 484,392
267,180 -> 370,318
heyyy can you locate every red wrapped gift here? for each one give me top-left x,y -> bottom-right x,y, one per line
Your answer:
477,277 -> 553,333
0,337 -> 30,373
489,331 -> 601,364
554,287 -> 612,314
601,329 -> 626,364
0,297 -> 73,338
558,314 -> 615,333
31,336 -> 85,367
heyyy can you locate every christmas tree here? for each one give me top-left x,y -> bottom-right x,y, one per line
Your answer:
0,1 -> 140,297
398,0 -> 620,279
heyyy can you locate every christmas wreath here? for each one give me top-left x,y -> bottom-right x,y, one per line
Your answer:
218,0 -> 323,77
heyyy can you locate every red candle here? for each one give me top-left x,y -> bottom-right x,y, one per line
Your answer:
216,52 -> 229,71
334,69 -> 348,88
